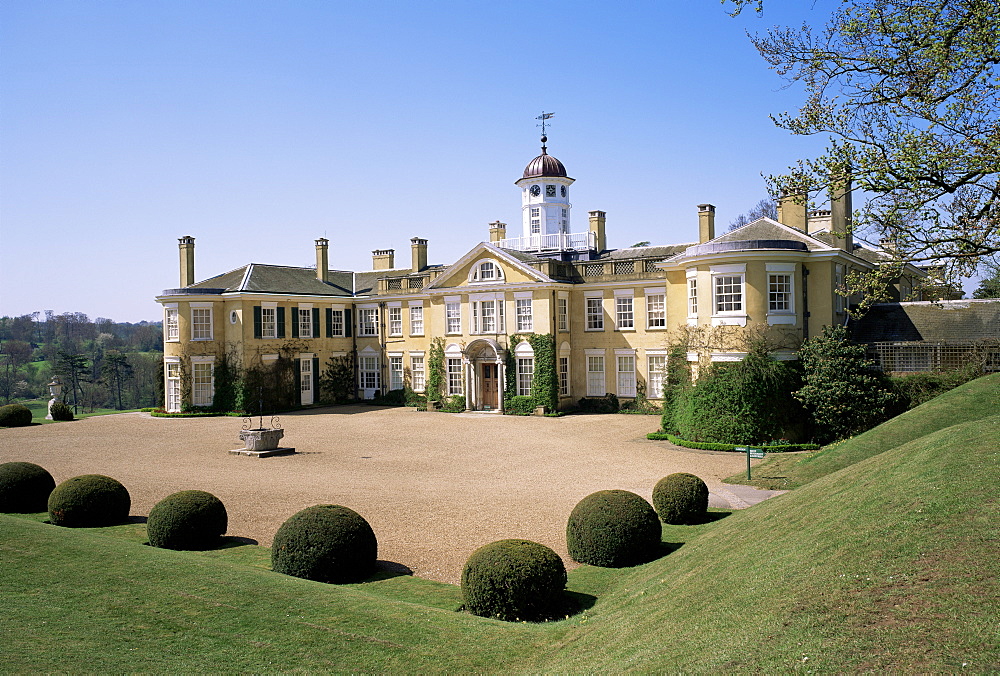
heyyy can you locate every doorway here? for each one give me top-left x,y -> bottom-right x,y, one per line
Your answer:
480,362 -> 498,410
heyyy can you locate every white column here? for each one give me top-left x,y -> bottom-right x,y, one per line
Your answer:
497,359 -> 505,413
463,358 -> 472,410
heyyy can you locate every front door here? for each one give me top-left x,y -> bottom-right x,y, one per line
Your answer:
300,359 -> 313,406
480,363 -> 498,410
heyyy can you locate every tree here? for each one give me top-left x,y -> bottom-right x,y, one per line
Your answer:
55,352 -> 90,414
728,198 -> 778,231
0,340 -> 33,403
726,0 -> 1000,302
972,258 -> 1000,297
101,351 -> 134,410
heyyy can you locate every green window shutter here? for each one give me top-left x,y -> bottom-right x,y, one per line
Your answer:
291,309 -> 299,338
277,307 -> 286,338
344,309 -> 352,337
312,308 -> 320,338
326,308 -> 333,337
253,306 -> 262,339
313,357 -> 320,391
294,358 -> 301,403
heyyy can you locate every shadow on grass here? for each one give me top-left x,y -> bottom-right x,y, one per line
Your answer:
694,511 -> 731,524
360,560 -> 415,582
564,590 -> 598,615
126,515 -> 148,524
216,535 -> 259,548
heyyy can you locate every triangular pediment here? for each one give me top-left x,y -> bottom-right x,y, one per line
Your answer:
425,242 -> 552,290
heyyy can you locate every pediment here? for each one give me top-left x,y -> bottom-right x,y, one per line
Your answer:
425,242 -> 552,289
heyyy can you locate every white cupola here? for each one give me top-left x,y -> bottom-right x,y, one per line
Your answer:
513,135 -> 575,240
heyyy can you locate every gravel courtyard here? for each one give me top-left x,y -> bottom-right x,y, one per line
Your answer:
1,407 -> 756,584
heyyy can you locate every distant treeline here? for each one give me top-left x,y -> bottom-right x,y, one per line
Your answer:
0,311 -> 163,410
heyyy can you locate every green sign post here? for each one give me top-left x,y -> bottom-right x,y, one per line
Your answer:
737,446 -> 766,480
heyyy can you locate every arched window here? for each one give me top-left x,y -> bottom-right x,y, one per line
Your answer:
470,259 -> 504,283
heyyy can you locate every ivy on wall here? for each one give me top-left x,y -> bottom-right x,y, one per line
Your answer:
504,333 -> 558,414
426,337 -> 445,403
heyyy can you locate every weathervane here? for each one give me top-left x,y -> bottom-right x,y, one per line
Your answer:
536,111 -> 554,137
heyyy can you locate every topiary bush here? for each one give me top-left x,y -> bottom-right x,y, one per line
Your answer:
0,403 -> 32,427
48,474 -> 130,527
271,505 -> 377,583
566,489 -> 661,567
147,490 -> 228,550
50,401 -> 74,421
653,473 -> 709,525
0,462 -> 56,512
461,539 -> 567,622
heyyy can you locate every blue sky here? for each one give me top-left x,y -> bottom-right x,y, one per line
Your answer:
2,0 -> 911,322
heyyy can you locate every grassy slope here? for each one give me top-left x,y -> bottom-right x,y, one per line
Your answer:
730,372 -> 1000,490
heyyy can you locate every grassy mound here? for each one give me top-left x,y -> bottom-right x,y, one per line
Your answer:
733,372 -> 1000,490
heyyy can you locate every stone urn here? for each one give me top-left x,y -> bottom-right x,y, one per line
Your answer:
239,428 -> 284,452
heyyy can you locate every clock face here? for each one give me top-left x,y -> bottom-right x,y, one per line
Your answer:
529,185 -> 541,197
561,185 -> 567,197
546,185 -> 556,197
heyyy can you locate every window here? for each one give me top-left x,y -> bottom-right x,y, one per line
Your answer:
389,355 -> 404,391
516,298 -> 533,332
561,208 -> 567,218
358,308 -> 378,336
617,355 -> 636,398
191,308 -> 212,340
472,299 -> 503,334
688,278 -> 698,316
409,305 -> 424,335
446,302 -> 461,334
557,298 -> 568,331
329,309 -> 344,336
714,275 -> 744,313
531,219 -> 540,234
388,306 -> 402,336
517,357 -> 534,396
300,358 -> 313,403
165,361 -> 181,412
359,356 -> 379,390
559,356 -> 569,396
261,307 -> 277,339
768,274 -> 792,312
587,355 -> 605,397
615,296 -> 634,329
192,361 -> 214,407
586,297 -> 604,330
531,207 -> 539,217
647,354 -> 667,399
165,307 -> 178,341
447,358 -> 463,395
410,355 -> 425,392
646,294 -> 665,328
471,260 -> 503,283
298,308 -> 312,338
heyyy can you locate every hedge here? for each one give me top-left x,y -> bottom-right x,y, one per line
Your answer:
647,432 -> 819,452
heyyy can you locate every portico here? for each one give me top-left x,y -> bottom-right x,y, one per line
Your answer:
462,338 -> 506,412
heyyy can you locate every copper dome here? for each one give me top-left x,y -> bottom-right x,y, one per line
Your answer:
522,137 -> 568,178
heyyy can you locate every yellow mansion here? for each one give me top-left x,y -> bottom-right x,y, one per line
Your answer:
156,138 -> 926,412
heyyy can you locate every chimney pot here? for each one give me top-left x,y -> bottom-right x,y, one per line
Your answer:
411,237 -> 428,273
697,204 -> 716,243
315,238 -> 329,283
178,236 -> 195,287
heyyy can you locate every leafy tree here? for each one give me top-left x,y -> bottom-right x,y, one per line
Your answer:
794,325 -> 899,444
55,352 -> 90,413
726,0 -> 1000,303
319,350 -> 356,405
0,340 -> 33,403
728,198 -> 778,231
100,351 -> 134,410
972,266 -> 1000,298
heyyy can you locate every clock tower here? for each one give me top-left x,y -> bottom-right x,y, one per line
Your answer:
514,135 -> 575,241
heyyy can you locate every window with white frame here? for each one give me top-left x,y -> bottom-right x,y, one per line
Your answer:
389,355 -> 404,391
165,360 -> 181,412
409,305 -> 424,335
192,360 -> 214,407
559,356 -> 569,396
617,354 -> 636,398
165,307 -> 179,341
261,307 -> 277,339
531,219 -> 540,234
557,297 -> 568,331
329,308 -> 344,336
530,207 -> 539,218
410,354 -> 425,392
358,307 -> 378,336
388,306 -> 402,336
586,297 -> 604,330
470,260 -> 503,283
516,298 -> 533,332
615,295 -> 634,329
768,274 -> 792,312
191,307 -> 212,340
714,275 -> 744,313
298,308 -> 312,338
517,357 -> 534,396
446,301 -> 461,334
647,354 -> 667,399
688,277 -> 698,316
359,355 -> 379,390
447,358 -> 463,395
646,293 -> 665,328
471,299 -> 503,334
587,354 -> 605,397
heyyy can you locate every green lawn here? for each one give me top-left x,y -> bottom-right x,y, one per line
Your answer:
13,398 -> 140,424
2,378 -> 998,671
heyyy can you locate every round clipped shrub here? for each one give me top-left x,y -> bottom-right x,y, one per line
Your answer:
271,505 -> 377,583
0,403 -> 32,427
48,474 -> 130,527
566,489 -> 661,567
461,539 -> 567,622
50,401 -> 74,421
0,462 -> 56,512
147,490 -> 228,550
653,473 -> 709,525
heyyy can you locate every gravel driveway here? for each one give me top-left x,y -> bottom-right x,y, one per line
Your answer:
1,407 -> 754,584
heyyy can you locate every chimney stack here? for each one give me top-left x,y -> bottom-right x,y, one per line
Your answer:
588,210 -> 607,252
489,221 -> 506,243
777,192 -> 808,232
372,249 -> 395,270
697,204 -> 716,243
830,177 -> 854,252
178,236 -> 195,287
315,238 -> 329,283
411,237 -> 427,272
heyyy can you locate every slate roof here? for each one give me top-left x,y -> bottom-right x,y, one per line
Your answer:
712,219 -> 829,251
852,300 -> 1000,343
597,244 -> 692,260
188,264 -> 355,296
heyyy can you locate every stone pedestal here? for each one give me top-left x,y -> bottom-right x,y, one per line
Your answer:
230,428 -> 294,457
